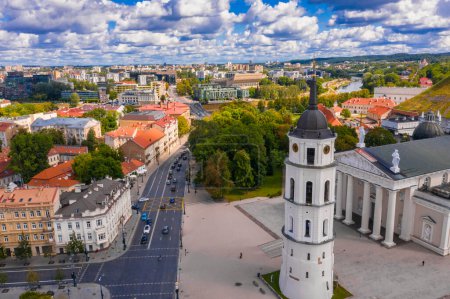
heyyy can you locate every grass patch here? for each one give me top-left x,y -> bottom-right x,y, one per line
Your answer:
224,168 -> 283,202
261,271 -> 352,299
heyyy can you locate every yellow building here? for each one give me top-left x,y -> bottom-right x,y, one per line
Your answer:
137,81 -> 167,99
0,187 -> 60,256
114,82 -> 138,93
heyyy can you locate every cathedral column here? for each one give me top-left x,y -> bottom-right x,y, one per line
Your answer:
382,190 -> 397,248
343,175 -> 354,225
370,185 -> 383,240
358,181 -> 371,234
334,171 -> 344,220
439,214 -> 450,255
400,186 -> 417,241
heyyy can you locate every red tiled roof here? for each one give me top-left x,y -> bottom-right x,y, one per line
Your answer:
0,187 -> 59,206
343,98 -> 396,108
367,106 -> 392,117
318,104 -> 342,127
58,104 -> 123,117
105,127 -> 137,138
48,146 -> 88,156
153,115 -> 176,129
0,122 -> 14,132
132,128 -> 165,149
30,160 -> 75,181
138,102 -> 189,116
0,160 -> 15,179
121,159 -> 145,175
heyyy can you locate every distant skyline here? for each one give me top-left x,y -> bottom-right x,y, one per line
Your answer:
0,0 -> 449,65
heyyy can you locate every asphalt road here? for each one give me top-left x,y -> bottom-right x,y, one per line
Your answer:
77,148 -> 188,298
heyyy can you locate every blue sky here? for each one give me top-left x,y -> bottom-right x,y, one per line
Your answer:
0,0 -> 449,65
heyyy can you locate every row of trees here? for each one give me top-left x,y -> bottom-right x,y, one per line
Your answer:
30,81 -> 71,102
362,72 -> 419,93
176,78 -> 200,96
189,102 -> 291,199
0,102 -> 58,117
418,62 -> 450,83
82,108 -> 119,134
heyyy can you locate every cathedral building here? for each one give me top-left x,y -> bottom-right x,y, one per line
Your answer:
279,77 -> 336,299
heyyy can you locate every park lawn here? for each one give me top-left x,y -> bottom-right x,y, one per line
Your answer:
224,168 -> 283,202
261,271 -> 352,299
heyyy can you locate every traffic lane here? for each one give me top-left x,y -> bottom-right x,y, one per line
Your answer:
2,265 -> 81,287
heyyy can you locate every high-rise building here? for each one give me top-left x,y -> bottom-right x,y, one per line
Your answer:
279,77 -> 336,299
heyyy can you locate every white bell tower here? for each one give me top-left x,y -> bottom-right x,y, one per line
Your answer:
279,76 -> 336,299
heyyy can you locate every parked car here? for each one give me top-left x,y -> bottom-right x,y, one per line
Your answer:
169,170 -> 173,175
143,225 -> 151,234
172,178 -> 177,184
146,219 -> 152,225
162,226 -> 169,235
183,156 -> 187,160
176,167 -> 181,172
169,197 -> 175,204
171,164 -> 175,169
171,186 -> 176,192
141,212 -> 148,221
140,235 -> 148,244
138,197 -> 149,202
166,180 -> 171,185
178,163 -> 182,167
131,203 -> 139,210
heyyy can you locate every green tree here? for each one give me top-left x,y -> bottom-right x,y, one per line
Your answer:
83,108 -> 118,133
81,129 -> 97,152
26,270 -> 40,287
15,233 -> 32,263
160,94 -> 166,103
0,243 -> 6,259
19,291 -> 52,299
0,272 -> 7,289
109,90 -> 118,100
232,150 -> 254,188
177,116 -> 190,136
69,93 -> 80,107
124,105 -> 135,113
10,131 -> 53,183
332,125 -> 358,152
54,268 -> 65,285
204,150 -> 233,199
257,100 -> 265,112
65,232 -> 84,256
39,128 -> 65,145
365,127 -> 397,147
341,108 -> 351,118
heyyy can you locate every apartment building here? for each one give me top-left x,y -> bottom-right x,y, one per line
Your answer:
0,122 -> 19,147
342,98 -> 396,115
118,89 -> 159,106
0,187 -> 60,256
120,128 -> 165,165
53,179 -> 131,253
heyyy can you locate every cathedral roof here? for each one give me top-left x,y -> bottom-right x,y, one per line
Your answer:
290,77 -> 334,139
412,111 -> 444,140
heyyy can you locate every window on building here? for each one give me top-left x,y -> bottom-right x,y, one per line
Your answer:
76,222 -> 80,229
0,212 -> 3,219
56,223 -> 61,230
29,211 -> 34,217
306,272 -> 309,278
25,235 -> 29,241
289,267 -> 292,273
289,216 -> 294,233
86,221 -> 91,228
4,236 -> 8,242
36,211 -> 41,217
290,178 -> 295,200
38,223 -> 43,229
32,223 -> 36,229
58,235 -> 62,242
97,219 -> 103,227
16,223 -> 21,230
47,222 -> 51,229
322,271 -> 325,277
307,148 -> 315,165
323,219 -> 328,237
45,210 -> 50,217
1,224 -> 6,231
305,220 -> 311,237
21,212 -> 26,218
307,253 -> 310,260
23,223 -> 28,229
98,233 -> 106,240
33,234 -> 38,240
40,234 -> 44,240
322,252 -> 325,259
324,180 -> 330,202
68,222 -> 72,230
291,249 -> 293,256
18,235 -> 22,241
77,234 -> 81,240
306,182 -> 313,204
14,211 -> 19,218
88,233 -> 92,240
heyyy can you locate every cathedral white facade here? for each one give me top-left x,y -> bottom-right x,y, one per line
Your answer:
279,78 -> 335,299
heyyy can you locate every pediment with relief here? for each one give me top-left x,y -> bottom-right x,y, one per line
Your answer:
336,151 -> 391,179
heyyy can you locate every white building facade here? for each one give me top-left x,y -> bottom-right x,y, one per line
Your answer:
374,87 -> 428,105
280,78 -> 335,299
118,89 -> 159,106
53,179 -> 132,253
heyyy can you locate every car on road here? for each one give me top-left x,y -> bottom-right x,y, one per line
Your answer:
171,186 -> 176,192
176,167 -> 181,172
169,197 -> 175,204
162,226 -> 169,234
166,179 -> 171,185
143,225 -> 151,234
138,197 -> 149,202
172,178 -> 177,184
141,212 -> 148,221
183,156 -> 187,160
178,163 -> 182,167
169,170 -> 173,175
160,204 -> 167,210
171,164 -> 175,169
131,203 -> 139,210
146,219 -> 152,225
140,235 -> 148,244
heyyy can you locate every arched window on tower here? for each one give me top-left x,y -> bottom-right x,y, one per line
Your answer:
289,216 -> 293,233
324,180 -> 330,202
306,182 -> 313,204
290,178 -> 295,200
323,219 -> 328,237
305,220 -> 311,237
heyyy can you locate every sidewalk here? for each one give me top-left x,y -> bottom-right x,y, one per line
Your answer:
1,283 -> 111,299
0,136 -> 189,270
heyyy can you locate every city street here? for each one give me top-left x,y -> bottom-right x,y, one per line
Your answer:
76,148 -> 188,298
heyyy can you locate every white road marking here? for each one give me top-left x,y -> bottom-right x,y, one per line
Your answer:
1,267 -> 81,273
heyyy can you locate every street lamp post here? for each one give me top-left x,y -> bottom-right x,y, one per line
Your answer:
99,274 -> 104,299
121,215 -> 126,250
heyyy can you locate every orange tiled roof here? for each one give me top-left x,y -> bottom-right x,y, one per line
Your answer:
138,102 -> 189,116
30,160 -> 75,181
343,98 -> 396,108
0,160 -> 15,179
0,122 -> 14,132
132,128 -> 165,149
48,146 -> 88,156
105,126 -> 137,138
153,115 -> 176,128
0,147 -> 10,161
121,159 -> 145,175
318,104 -> 342,127
0,187 -> 59,206
367,106 -> 392,116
